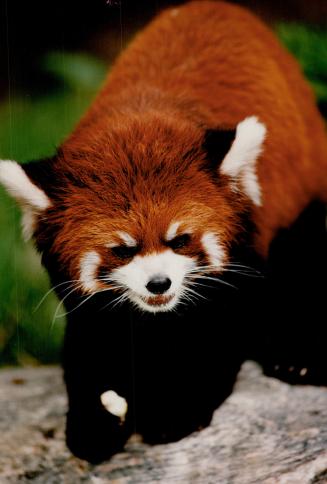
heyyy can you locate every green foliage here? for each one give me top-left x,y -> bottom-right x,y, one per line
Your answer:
0,52 -> 106,365
277,23 -> 327,103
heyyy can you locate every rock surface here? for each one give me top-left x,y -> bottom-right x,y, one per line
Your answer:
0,362 -> 327,483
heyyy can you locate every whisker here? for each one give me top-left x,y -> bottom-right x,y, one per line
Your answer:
111,292 -> 130,309
182,285 -> 208,300
226,263 -> 262,274
181,283 -> 208,305
34,279 -> 81,313
99,282 -> 127,291
223,269 -> 263,278
188,262 -> 262,279
187,265 -> 216,274
98,276 -> 125,284
192,274 -> 237,290
180,292 -> 198,306
101,290 -> 130,311
50,284 -> 85,328
53,290 -> 97,321
184,279 -> 218,290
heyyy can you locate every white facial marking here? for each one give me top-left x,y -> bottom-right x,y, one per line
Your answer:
166,221 -> 181,241
116,231 -> 137,247
100,390 -> 128,420
0,160 -> 52,240
79,250 -> 101,293
106,241 -> 118,248
201,232 -> 225,269
111,249 -> 196,313
220,116 -> 266,206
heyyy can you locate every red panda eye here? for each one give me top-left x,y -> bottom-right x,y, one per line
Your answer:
167,234 -> 191,250
111,246 -> 139,259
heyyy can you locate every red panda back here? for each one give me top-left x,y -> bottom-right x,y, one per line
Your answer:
66,0 -> 327,255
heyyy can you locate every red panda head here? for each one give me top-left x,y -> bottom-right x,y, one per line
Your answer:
0,114 -> 265,313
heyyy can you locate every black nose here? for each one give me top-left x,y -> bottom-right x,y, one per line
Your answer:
146,276 -> 172,295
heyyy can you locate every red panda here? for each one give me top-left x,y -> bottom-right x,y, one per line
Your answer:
0,0 -> 326,463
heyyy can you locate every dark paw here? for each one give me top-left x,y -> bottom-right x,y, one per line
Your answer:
66,409 -> 131,464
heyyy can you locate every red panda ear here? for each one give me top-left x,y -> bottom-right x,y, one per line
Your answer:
0,159 -> 53,240
203,127 -> 236,171
203,117 -> 267,206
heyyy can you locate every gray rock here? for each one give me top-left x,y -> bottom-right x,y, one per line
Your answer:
0,362 -> 327,483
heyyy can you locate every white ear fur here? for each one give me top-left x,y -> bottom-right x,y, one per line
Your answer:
0,160 -> 50,210
0,160 -> 51,240
220,116 -> 266,206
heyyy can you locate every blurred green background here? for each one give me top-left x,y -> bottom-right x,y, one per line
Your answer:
0,8 -> 326,365
0,53 -> 107,364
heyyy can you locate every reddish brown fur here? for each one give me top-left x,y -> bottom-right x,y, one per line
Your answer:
43,115 -> 244,277
37,1 -> 327,275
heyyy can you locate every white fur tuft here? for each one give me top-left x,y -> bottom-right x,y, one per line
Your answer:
0,160 -> 51,240
220,116 -> 266,206
79,250 -> 101,293
166,221 -> 181,241
100,390 -> 128,420
117,231 -> 137,247
201,232 -> 225,269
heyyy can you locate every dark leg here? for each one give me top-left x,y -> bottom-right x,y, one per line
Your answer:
130,307 -> 244,445
62,307 -> 134,463
254,201 -> 327,386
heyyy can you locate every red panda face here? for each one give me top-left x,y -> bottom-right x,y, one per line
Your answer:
77,212 -> 228,313
0,115 -> 266,313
